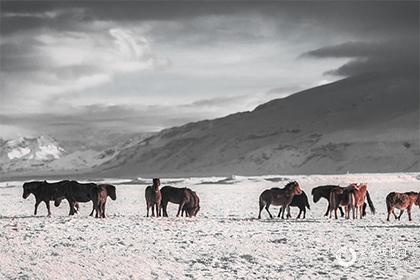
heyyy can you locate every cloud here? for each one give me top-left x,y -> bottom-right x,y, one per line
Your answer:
1,27 -> 170,113
302,39 -> 419,77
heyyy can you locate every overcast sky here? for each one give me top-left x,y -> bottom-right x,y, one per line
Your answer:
0,1 -> 418,139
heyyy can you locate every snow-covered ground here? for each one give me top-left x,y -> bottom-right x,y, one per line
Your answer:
0,173 -> 419,279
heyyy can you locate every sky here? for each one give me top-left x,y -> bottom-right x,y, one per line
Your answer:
0,1 -> 418,139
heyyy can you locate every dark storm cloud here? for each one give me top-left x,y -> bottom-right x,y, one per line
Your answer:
303,38 -> 419,77
1,1 -> 417,36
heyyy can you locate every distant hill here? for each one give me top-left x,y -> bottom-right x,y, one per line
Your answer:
95,71 -> 419,177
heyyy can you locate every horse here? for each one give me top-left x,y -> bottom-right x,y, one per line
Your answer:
145,178 -> 162,217
278,191 -> 310,219
347,183 -> 375,219
181,190 -> 200,217
311,185 -> 345,217
91,184 -> 117,218
311,185 -> 368,218
328,186 -> 356,219
258,181 -> 302,219
22,180 -> 68,216
160,186 -> 196,217
54,180 -> 97,215
386,191 -> 419,221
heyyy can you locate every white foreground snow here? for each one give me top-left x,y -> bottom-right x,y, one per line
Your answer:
0,173 -> 419,279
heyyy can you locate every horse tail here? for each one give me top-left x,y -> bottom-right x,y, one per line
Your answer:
259,193 -> 266,209
304,193 -> 310,210
366,191 -> 376,214
329,191 -> 335,211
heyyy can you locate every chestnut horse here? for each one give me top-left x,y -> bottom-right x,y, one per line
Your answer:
258,181 -> 302,219
386,191 -> 419,221
346,183 -> 375,219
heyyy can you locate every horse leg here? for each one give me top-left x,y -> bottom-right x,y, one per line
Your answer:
392,209 -> 398,219
102,202 -> 106,218
155,203 -> 159,218
177,201 -> 185,217
286,206 -> 292,219
339,206 -> 345,217
162,200 -> 168,217
407,207 -> 412,221
277,207 -> 282,218
303,208 -> 306,219
45,200 -> 51,217
34,198 -> 41,215
397,210 -> 404,220
296,208 -> 302,219
89,201 -> 95,216
266,204 -> 273,219
258,200 -> 265,219
146,203 -> 150,217
324,202 -> 330,216
387,207 -> 391,221
151,203 -> 155,217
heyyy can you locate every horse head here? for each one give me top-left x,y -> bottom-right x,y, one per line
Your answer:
22,181 -> 42,199
153,178 -> 160,190
107,185 -> 117,200
311,188 -> 322,203
287,181 -> 302,195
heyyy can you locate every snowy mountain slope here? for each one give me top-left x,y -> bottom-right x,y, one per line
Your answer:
0,133 -> 151,179
96,72 -> 419,177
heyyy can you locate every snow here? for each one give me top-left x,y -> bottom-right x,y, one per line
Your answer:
0,173 -> 419,279
7,147 -> 31,159
34,144 -> 64,160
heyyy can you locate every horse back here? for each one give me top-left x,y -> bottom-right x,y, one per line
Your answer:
161,186 -> 188,204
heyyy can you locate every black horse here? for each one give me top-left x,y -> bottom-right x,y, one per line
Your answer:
54,180 -> 97,215
279,191 -> 310,219
22,180 -> 69,216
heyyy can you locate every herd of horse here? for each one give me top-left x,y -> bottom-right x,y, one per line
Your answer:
21,179 -> 420,221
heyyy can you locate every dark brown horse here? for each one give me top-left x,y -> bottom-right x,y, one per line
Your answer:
160,185 -> 196,217
386,191 -> 419,221
92,184 -> 117,218
145,178 -> 162,217
278,191 -> 310,219
181,190 -> 200,217
54,180 -> 97,215
22,180 -> 68,216
258,181 -> 302,219
328,186 -> 355,219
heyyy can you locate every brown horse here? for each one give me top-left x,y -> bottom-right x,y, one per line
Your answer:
91,184 -> 117,218
386,191 -> 419,221
348,183 -> 375,219
278,191 -> 310,219
160,186 -> 197,217
181,190 -> 200,217
145,178 -> 162,217
258,181 -> 302,219
328,186 -> 355,219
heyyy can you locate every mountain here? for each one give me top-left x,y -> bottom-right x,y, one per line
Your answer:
95,72 -> 419,177
0,133 -> 154,179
